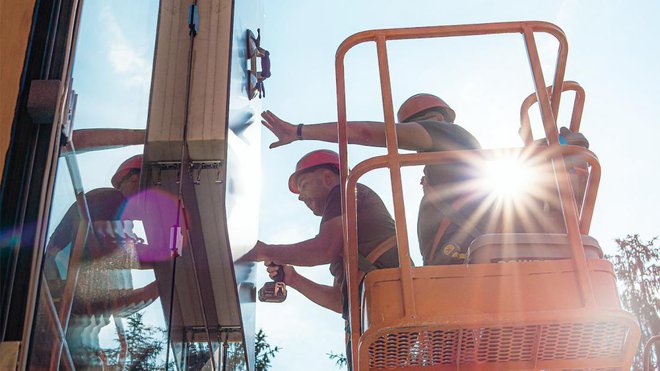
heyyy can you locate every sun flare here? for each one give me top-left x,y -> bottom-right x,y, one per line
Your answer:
480,156 -> 537,199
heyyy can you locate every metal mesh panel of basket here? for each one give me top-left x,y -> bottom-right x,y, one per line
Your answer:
366,322 -> 629,369
538,322 -> 628,360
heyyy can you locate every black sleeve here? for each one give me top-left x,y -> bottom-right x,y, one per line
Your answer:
47,188 -> 127,253
47,202 -> 80,253
85,188 -> 127,221
321,186 -> 342,223
417,120 -> 481,151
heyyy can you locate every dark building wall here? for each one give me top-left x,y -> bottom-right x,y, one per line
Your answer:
0,0 -> 37,178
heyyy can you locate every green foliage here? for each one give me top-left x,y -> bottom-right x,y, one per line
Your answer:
185,342 -> 213,369
608,234 -> 660,369
101,314 -> 279,370
178,337 -> 245,370
255,328 -> 280,371
224,342 -> 247,371
102,312 -> 168,370
124,312 -> 167,369
327,351 -> 347,368
177,328 -> 280,370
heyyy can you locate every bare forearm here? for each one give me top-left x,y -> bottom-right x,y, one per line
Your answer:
262,110 -> 431,150
289,273 -> 342,313
260,217 -> 343,266
301,121 -> 388,147
300,121 -> 431,151
262,238 -> 336,266
71,129 -> 145,153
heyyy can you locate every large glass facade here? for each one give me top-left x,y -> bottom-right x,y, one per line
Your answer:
26,0 -> 258,369
27,1 -> 174,368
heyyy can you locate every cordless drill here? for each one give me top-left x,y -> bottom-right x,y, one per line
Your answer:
258,264 -> 287,303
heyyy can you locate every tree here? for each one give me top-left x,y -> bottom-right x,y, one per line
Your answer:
123,312 -> 168,369
608,234 -> 660,369
179,328 -> 280,370
185,342 -> 213,370
327,351 -> 347,369
102,312 -> 169,370
102,315 -> 279,370
255,328 -> 280,371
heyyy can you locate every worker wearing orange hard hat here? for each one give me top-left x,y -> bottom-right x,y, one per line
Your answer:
260,93 -> 483,266
246,149 -> 399,313
111,154 -> 143,198
244,149 -> 399,368
38,154 -> 147,369
48,154 -> 143,259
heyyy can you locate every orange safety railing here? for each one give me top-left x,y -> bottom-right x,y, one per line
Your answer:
519,81 -> 597,234
334,21 -> 640,369
519,81 -> 585,146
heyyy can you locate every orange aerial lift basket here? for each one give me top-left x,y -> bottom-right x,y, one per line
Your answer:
335,22 -> 641,370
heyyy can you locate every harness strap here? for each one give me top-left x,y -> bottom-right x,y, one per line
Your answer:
427,192 -> 481,264
357,235 -> 397,274
366,235 -> 398,263
430,194 -> 482,238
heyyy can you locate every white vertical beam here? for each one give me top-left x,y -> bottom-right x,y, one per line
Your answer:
147,0 -> 232,161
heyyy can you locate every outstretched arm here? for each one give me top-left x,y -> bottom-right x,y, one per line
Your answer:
70,129 -> 145,154
261,110 -> 432,151
268,264 -> 342,313
243,217 -> 343,266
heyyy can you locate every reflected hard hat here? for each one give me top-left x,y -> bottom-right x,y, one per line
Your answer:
111,154 -> 143,188
288,150 -> 340,193
397,93 -> 456,123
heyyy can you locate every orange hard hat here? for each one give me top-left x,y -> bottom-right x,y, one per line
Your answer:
111,154 -> 143,188
288,150 -> 340,193
397,93 -> 456,123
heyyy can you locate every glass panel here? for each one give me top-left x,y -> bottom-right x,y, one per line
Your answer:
173,338 -> 247,370
28,0 -> 166,369
27,0 -> 262,369
224,340 -> 248,371
225,0 -> 265,367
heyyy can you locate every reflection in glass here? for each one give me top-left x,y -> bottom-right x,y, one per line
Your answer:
27,0 -> 258,368
28,0 -> 163,369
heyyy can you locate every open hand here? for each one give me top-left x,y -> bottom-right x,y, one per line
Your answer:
261,110 -> 297,148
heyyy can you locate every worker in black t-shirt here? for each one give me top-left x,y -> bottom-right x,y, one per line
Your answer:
36,155 -> 157,369
245,150 -> 399,315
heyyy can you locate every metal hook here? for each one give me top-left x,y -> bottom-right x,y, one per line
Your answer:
216,167 -> 223,184
155,166 -> 162,186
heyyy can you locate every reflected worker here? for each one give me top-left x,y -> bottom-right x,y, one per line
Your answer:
38,155 -> 158,369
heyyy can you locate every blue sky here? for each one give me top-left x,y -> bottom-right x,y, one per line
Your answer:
46,0 -> 660,370
258,1 -> 660,370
